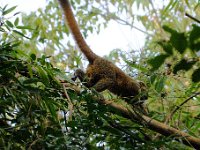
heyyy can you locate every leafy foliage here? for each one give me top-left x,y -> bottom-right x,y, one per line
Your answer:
148,25 -> 200,82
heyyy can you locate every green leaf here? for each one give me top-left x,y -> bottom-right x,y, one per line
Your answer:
23,78 -> 40,84
125,60 -> 148,72
173,59 -> 196,74
192,68 -> 200,82
148,54 -> 169,70
163,25 -> 175,33
2,6 -> 17,16
12,42 -> 21,47
14,17 -> 19,26
150,74 -> 157,84
5,24 -> 11,31
38,55 -> 46,65
189,24 -> 200,52
2,4 -> 8,11
157,41 -> 173,55
0,27 -> 5,32
37,65 -> 49,86
16,26 -> 33,30
155,76 -> 166,93
102,126 -> 121,135
30,53 -> 36,61
27,64 -> 33,78
185,0 -> 189,7
163,26 -> 187,54
6,20 -> 14,28
45,99 -> 58,120
163,0 -> 178,15
13,30 -> 30,39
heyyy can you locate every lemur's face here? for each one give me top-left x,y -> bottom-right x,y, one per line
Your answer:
71,69 -> 85,81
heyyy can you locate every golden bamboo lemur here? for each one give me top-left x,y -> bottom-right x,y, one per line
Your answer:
58,0 -> 148,106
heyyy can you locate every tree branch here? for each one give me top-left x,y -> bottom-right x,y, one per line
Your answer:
64,83 -> 200,149
165,92 -> 200,124
98,97 -> 200,149
185,13 -> 200,24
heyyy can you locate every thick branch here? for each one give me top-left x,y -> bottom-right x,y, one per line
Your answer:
98,98 -> 200,149
64,83 -> 200,149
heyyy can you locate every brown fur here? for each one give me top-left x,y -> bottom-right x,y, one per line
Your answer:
58,0 -> 147,106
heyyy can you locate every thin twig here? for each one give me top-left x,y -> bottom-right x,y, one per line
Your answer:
149,0 -> 163,33
62,83 -> 74,121
165,92 -> 200,124
114,17 -> 152,36
185,13 -> 200,24
28,138 -> 42,150
107,120 -> 152,142
99,3 -> 152,36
